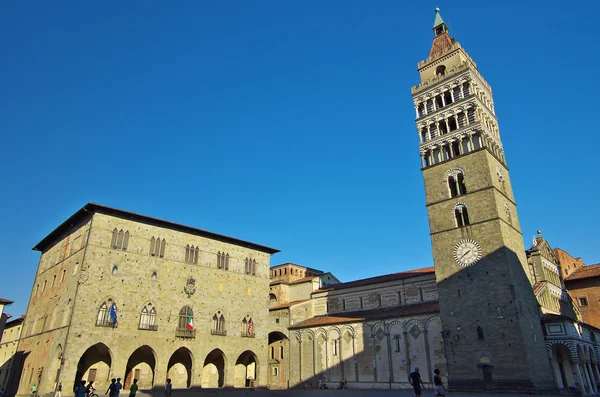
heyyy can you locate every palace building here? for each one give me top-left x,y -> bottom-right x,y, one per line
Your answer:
7,8 -> 600,397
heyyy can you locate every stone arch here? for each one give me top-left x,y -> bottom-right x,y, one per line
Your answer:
340,325 -> 355,338
547,341 -> 578,362
385,320 -> 403,333
202,349 -> 226,388
124,345 -> 157,389
167,347 -> 193,389
425,316 -> 441,330
75,343 -> 113,392
234,350 -> 258,388
404,319 -> 425,332
369,321 -> 385,336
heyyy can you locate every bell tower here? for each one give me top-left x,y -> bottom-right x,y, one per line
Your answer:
412,8 -> 554,392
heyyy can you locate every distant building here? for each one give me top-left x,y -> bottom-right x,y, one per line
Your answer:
0,316 -> 25,392
555,248 -> 586,279
564,263 -> 600,330
0,298 -> 13,344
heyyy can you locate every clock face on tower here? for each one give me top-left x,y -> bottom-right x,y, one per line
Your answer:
453,239 -> 482,267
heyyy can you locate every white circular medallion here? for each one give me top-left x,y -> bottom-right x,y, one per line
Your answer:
453,239 -> 482,267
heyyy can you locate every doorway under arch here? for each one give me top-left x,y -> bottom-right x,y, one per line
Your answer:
267,332 -> 288,389
124,345 -> 156,390
202,349 -> 226,388
167,347 -> 193,389
75,343 -> 112,392
234,350 -> 258,388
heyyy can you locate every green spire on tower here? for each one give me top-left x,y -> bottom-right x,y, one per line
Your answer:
433,7 -> 445,29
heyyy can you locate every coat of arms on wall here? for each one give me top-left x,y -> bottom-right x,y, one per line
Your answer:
184,277 -> 196,297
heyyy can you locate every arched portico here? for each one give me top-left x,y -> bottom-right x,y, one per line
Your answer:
124,345 -> 156,389
202,349 -> 226,388
167,347 -> 193,389
234,350 -> 258,388
75,343 -> 112,392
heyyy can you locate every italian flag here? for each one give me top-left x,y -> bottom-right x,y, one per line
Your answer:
187,312 -> 194,330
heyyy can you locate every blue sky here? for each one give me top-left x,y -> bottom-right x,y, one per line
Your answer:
1,1 -> 597,317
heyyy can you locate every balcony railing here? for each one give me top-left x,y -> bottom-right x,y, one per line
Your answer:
139,324 -> 158,331
96,319 -> 115,328
176,328 -> 196,338
241,332 -> 255,338
211,329 -> 227,336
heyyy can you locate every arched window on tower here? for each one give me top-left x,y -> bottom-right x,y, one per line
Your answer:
436,65 -> 446,76
477,326 -> 485,340
454,203 -> 470,227
447,170 -> 467,198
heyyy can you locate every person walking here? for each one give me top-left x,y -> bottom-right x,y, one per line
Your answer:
55,382 -> 62,397
115,379 -> 122,397
409,367 -> 425,397
31,384 -> 37,397
433,369 -> 445,397
75,381 -> 87,397
105,379 -> 116,397
128,379 -> 138,397
165,379 -> 172,397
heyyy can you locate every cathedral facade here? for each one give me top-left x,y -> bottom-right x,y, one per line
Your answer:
7,8 -> 600,397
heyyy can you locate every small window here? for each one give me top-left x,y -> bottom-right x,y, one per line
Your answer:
275,317 -> 280,324
280,345 -> 284,359
359,297 -> 364,309
454,204 -> 470,227
151,271 -> 157,281
185,245 -> 199,264
112,265 -> 118,275
477,326 -> 484,340
394,336 -> 401,352
61,269 -> 66,283
342,299 -> 346,311
333,339 -> 339,356
579,297 -> 589,307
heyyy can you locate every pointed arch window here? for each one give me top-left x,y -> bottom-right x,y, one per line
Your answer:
111,229 -> 129,250
176,306 -> 195,338
477,326 -> 484,340
150,237 -> 166,257
245,258 -> 256,275
211,311 -> 226,336
217,252 -> 230,270
447,169 -> 467,198
96,300 -> 117,328
453,203 -> 470,227
241,314 -> 254,337
139,303 -> 157,331
185,245 -> 199,264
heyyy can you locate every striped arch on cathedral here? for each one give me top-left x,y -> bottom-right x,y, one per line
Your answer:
314,328 -> 328,340
424,316 -> 441,331
340,325 -> 355,338
328,326 -> 342,338
303,329 -> 315,341
404,318 -> 425,332
385,320 -> 404,333
368,321 -> 385,337
292,331 -> 302,343
546,341 -> 578,362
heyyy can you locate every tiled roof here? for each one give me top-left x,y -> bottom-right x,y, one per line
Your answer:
270,276 -> 319,286
290,276 -> 319,285
0,298 -> 13,305
314,267 -> 435,293
289,301 -> 439,329
6,315 -> 25,327
33,203 -> 280,254
565,264 -> 600,281
269,300 -> 311,310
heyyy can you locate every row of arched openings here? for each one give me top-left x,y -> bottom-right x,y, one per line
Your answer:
75,343 -> 258,390
111,229 -> 129,250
